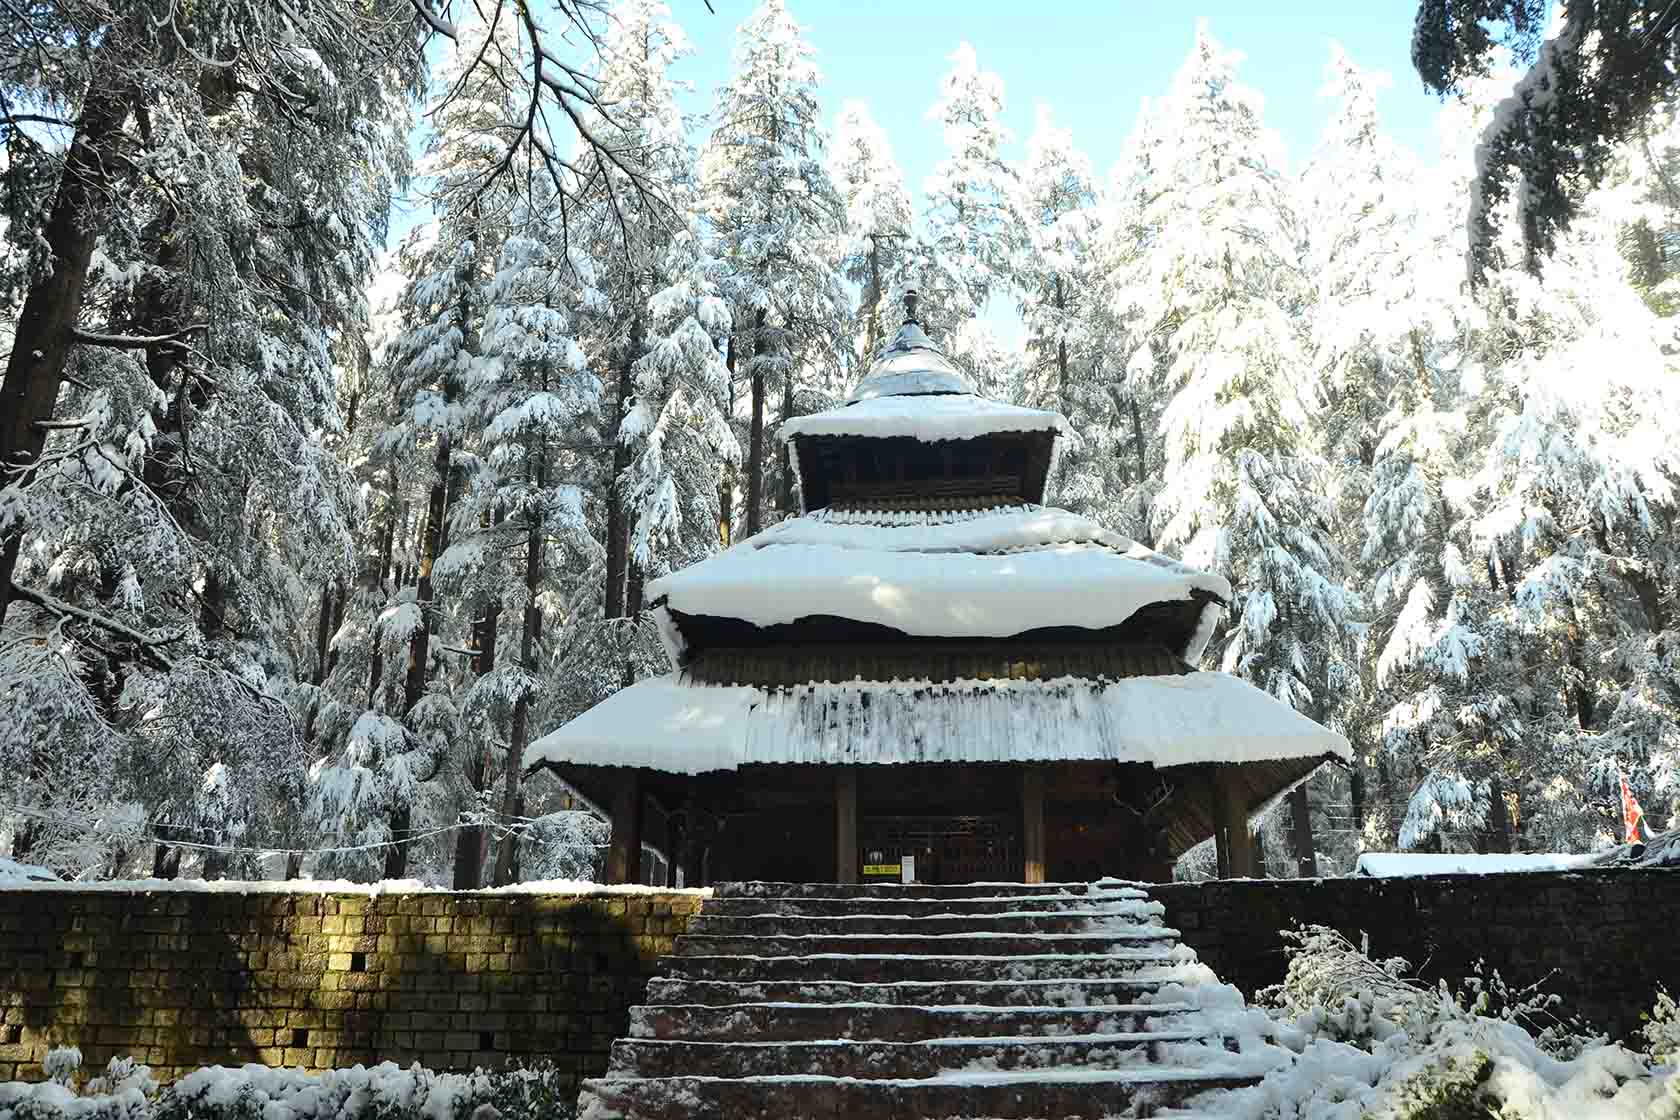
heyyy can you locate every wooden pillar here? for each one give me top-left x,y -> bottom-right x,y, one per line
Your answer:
1212,766 -> 1254,879
835,767 -> 859,884
1022,767 -> 1046,884
1289,784 -> 1318,877
606,769 -> 643,885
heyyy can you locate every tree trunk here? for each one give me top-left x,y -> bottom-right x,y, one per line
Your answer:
199,568 -> 225,641
494,447 -> 546,886
390,277 -> 471,880
778,357 -> 796,515
604,313 -> 643,619
1350,759 -> 1366,837
745,309 -> 768,539
1054,276 -> 1070,414
0,75 -> 131,628
325,575 -> 347,676
863,239 -> 883,359
1289,784 -> 1318,877
1482,772 -> 1513,853
403,428 -> 450,712
719,335 -> 737,547
312,584 -> 335,686
451,541 -> 500,891
1128,395 -> 1151,546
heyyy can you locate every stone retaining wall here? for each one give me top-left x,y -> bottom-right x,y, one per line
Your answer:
4,870 -> 1677,1089
1153,868 -> 1680,1042
0,889 -> 703,1091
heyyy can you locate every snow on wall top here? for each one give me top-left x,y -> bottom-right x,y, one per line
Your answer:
645,505 -> 1231,664
780,392 -> 1069,445
525,670 -> 1351,775
1353,852 -> 1597,877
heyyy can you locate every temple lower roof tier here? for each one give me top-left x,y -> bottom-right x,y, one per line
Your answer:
524,669 -> 1350,777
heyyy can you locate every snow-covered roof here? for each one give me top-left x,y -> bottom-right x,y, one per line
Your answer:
646,505 -> 1231,665
846,320 -> 976,401
525,670 -> 1350,775
780,392 -> 1068,445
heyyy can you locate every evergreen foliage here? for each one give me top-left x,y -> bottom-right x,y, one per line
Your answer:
4,9 -> 1680,884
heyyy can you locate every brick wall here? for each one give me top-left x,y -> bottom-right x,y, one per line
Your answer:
0,889 -> 702,1091
6,872 -> 1678,1090
1153,868 -> 1680,1041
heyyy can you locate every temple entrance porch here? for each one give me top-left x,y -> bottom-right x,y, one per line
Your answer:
550,757 -> 1296,887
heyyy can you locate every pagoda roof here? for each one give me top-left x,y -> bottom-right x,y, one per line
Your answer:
646,505 -> 1229,667
846,320 -> 976,401
524,669 -> 1350,779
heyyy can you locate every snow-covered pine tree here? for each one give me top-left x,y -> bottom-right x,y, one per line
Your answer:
308,15 -> 533,881
1013,104 -> 1111,517
1117,25 -> 1360,722
0,0 -> 423,878
703,0 -> 848,535
829,100 -> 915,368
452,196 -> 602,886
1300,46 -> 1469,863
922,42 -> 1022,353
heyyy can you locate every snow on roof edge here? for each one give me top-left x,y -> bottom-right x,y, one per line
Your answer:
527,670 -> 1350,776
779,393 -> 1070,445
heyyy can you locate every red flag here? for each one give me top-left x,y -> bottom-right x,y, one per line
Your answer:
1620,773 -> 1647,845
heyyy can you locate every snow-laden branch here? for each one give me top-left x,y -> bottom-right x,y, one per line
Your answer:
7,582 -> 185,668
72,324 -> 208,350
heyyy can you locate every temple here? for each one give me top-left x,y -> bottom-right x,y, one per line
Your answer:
527,294 -> 1348,885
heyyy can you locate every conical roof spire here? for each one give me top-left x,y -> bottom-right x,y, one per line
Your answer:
847,289 -> 976,403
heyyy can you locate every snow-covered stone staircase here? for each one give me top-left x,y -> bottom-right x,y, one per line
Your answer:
577,880 -> 1277,1119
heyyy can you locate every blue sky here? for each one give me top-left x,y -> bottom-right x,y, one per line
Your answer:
387,2 -> 1461,331
674,1 -> 1453,204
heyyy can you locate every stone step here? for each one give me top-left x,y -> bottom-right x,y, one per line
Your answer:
669,929 -> 1176,959
701,893 -> 1156,918
577,1069 -> 1258,1120
656,950 -> 1184,985
607,1031 -> 1219,1080
631,1000 -> 1201,1043
643,975 -> 1176,1008
714,880 -> 1148,901
685,906 -> 1160,938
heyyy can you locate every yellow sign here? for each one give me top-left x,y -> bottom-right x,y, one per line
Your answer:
863,864 -> 901,876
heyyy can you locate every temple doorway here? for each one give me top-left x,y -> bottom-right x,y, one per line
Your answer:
861,814 -> 1021,884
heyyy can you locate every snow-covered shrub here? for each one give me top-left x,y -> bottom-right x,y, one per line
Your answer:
41,1051 -> 81,1090
1384,1050 -> 1494,1120
82,1061 -> 155,1101
2,1062 -> 573,1120
1,1056 -> 150,1120
1260,925 -> 1428,1047
1198,924 -> 1679,1119
1645,988 -> 1680,1063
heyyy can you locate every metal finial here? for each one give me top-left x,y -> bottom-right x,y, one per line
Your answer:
903,289 -> 921,324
